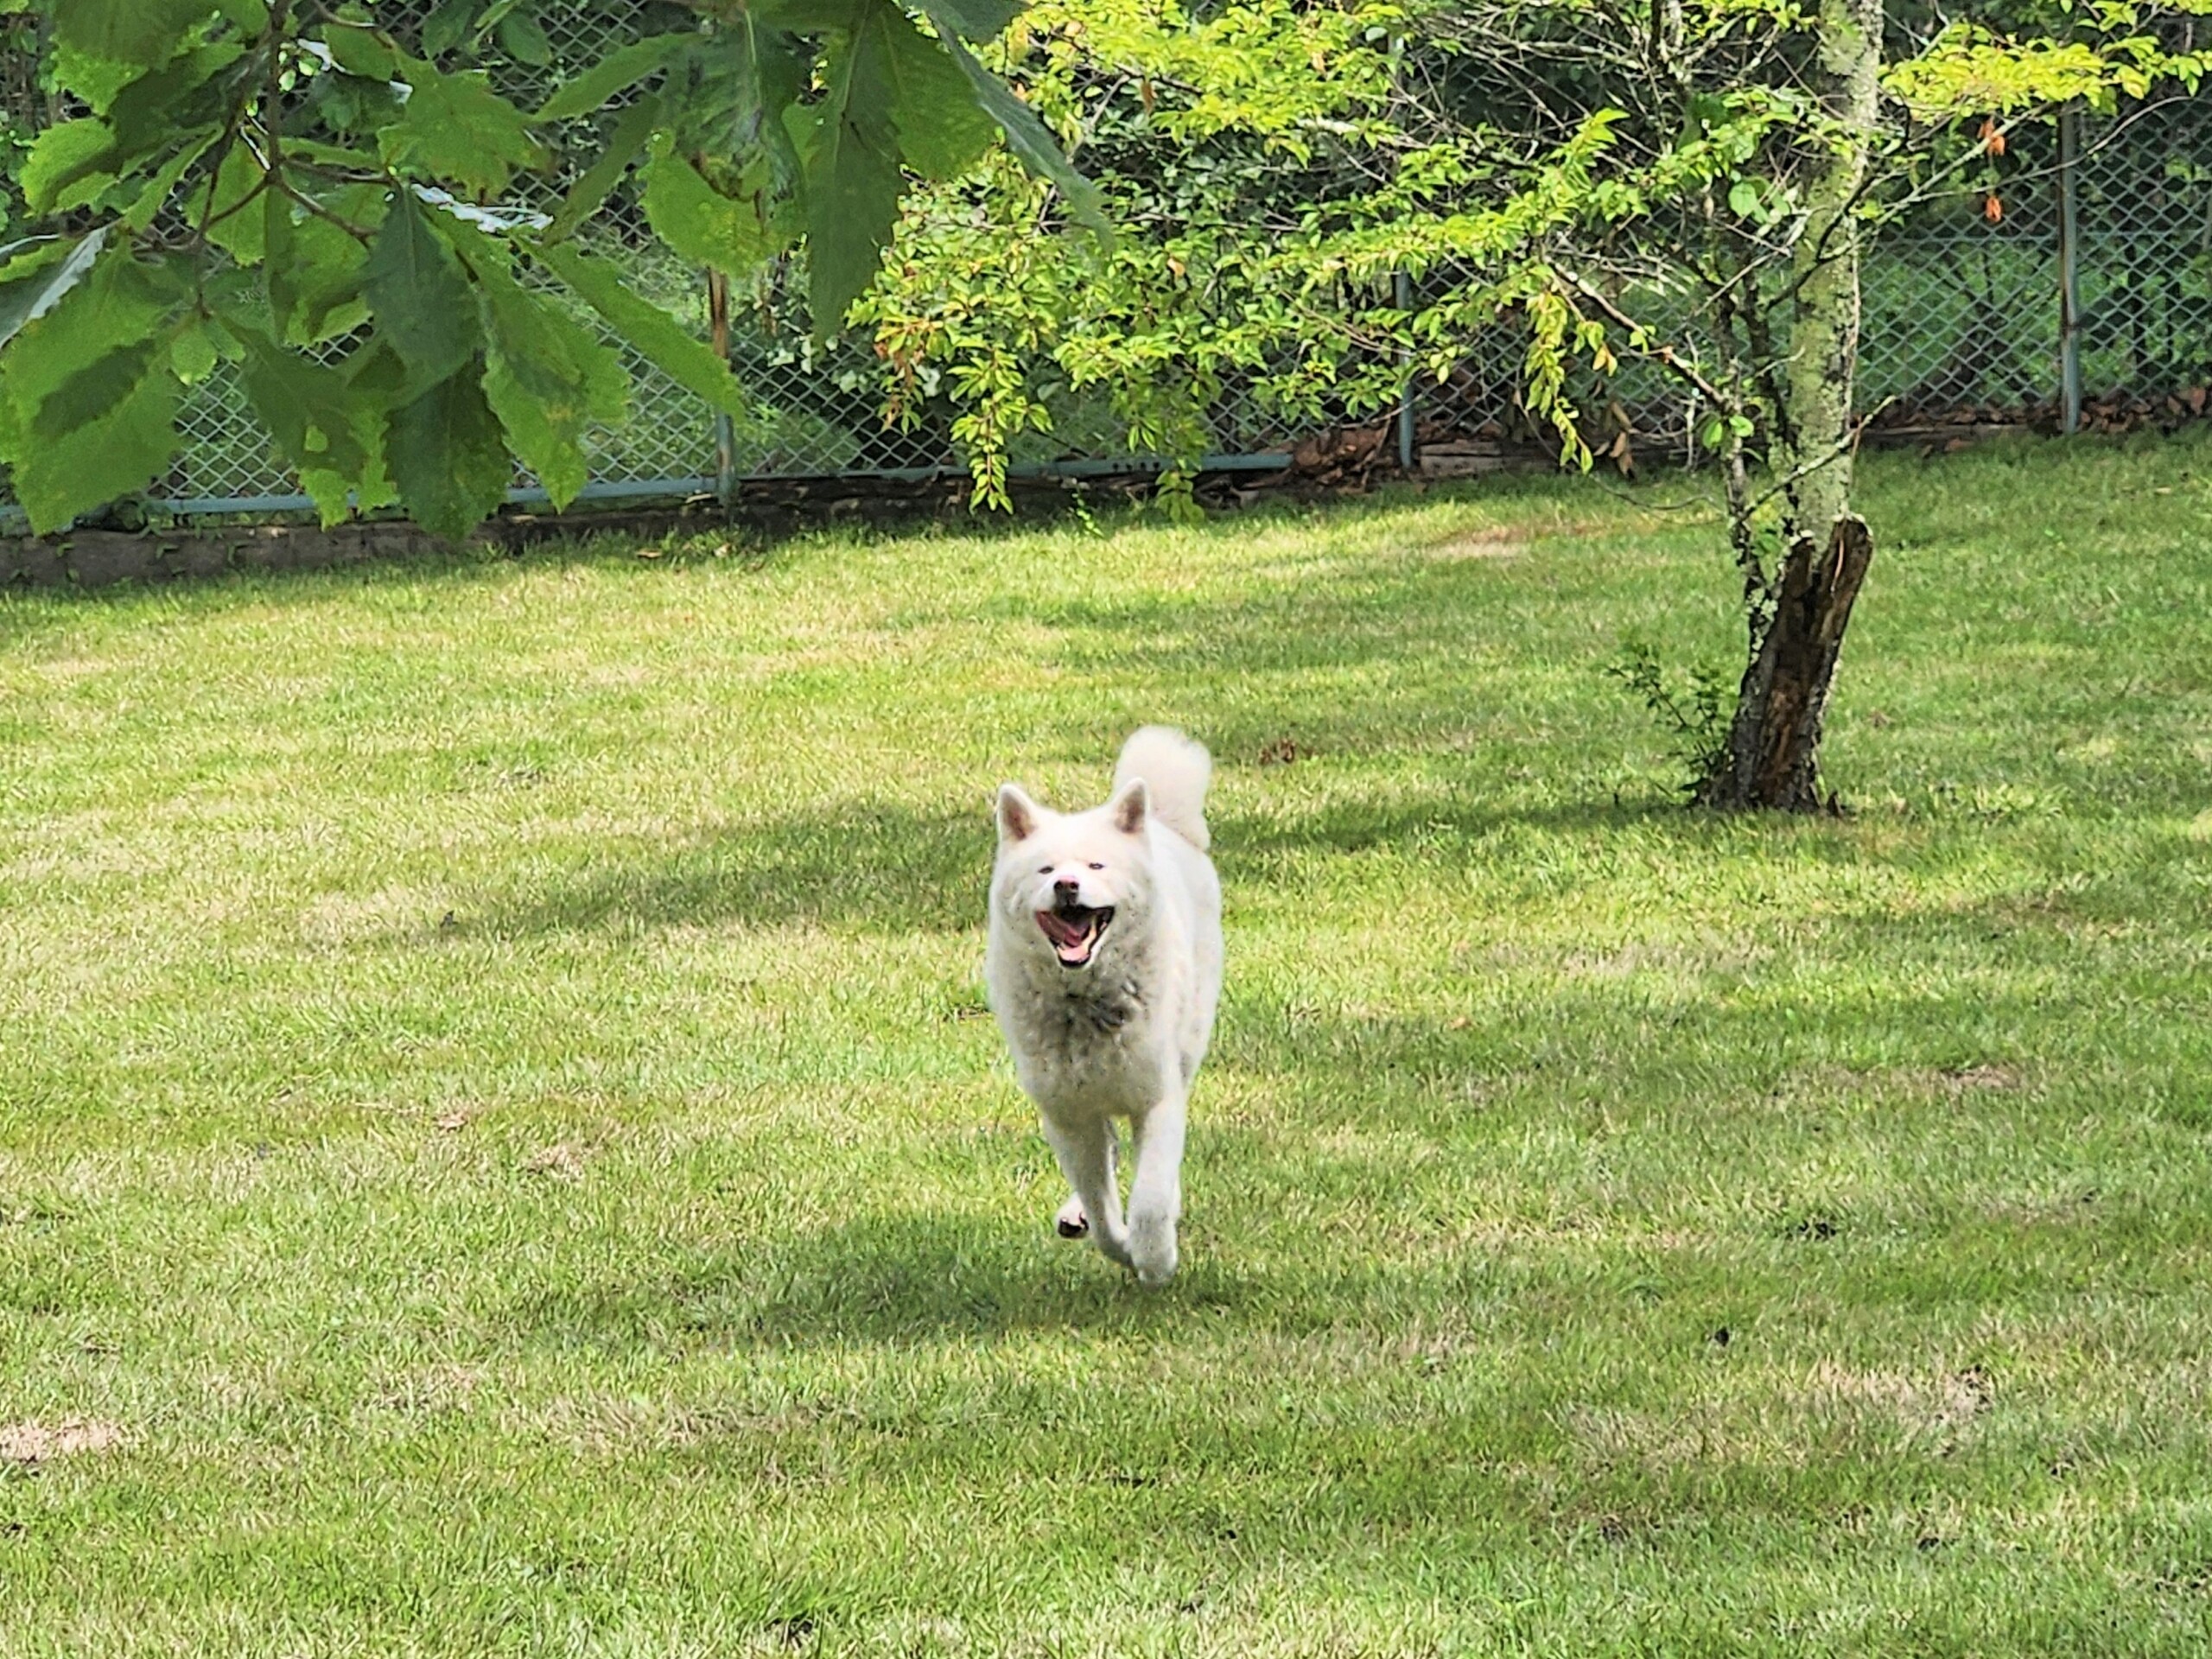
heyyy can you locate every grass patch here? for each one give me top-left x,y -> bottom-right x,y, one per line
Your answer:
3,435 -> 2211,1655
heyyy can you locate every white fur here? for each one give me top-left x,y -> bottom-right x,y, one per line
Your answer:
986,728 -> 1223,1287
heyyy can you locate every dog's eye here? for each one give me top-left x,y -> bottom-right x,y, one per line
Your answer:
1039,865 -> 1052,874
1088,862 -> 1104,870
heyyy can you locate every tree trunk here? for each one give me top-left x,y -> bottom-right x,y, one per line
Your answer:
1699,516 -> 1873,810
1704,0 -> 1882,810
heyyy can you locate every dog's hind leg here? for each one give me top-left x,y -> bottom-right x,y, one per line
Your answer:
1126,1091 -> 1185,1288
1042,1116 -> 1131,1270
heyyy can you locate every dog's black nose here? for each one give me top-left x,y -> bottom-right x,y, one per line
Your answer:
1053,877 -> 1081,900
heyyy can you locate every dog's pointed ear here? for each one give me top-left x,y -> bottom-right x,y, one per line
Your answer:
996,783 -> 1040,842
1108,778 -> 1148,835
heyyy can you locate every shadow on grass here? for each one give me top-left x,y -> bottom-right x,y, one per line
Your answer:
501,1210 -> 1260,1351
452,789 -> 1728,940
461,801 -> 988,937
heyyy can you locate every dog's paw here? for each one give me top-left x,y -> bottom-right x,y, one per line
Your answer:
1128,1219 -> 1178,1288
1054,1196 -> 1090,1239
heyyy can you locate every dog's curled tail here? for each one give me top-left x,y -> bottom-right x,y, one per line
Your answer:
1116,726 -> 1211,851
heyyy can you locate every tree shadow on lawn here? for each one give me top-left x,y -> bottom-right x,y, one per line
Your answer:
450,790 -> 1721,941
499,1207 -> 1268,1351
458,800 -> 989,938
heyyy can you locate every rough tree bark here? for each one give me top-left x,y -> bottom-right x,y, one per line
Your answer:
1700,0 -> 1884,811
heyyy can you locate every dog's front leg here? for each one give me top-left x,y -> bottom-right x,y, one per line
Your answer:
1125,1089 -> 1185,1287
1042,1114 -> 1132,1271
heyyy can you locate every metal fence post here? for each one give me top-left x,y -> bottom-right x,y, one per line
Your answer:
1395,269 -> 1416,470
707,265 -> 737,504
2056,106 -> 2083,435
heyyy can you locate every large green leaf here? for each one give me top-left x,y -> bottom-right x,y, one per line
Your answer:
321,21 -> 399,82
914,8 -> 1108,232
103,40 -> 244,154
0,245 -> 186,530
385,365 -> 513,540
440,213 -> 626,512
880,11 -> 998,181
21,121 -> 119,215
363,190 -> 480,393
921,0 -> 1020,41
0,230 -> 108,353
3,335 -> 183,533
379,56 -> 547,196
494,10 -> 551,67
788,15 -> 905,333
419,0 -> 478,59
34,338 -> 166,435
203,144 -> 268,264
482,349 -> 588,510
0,247 -> 179,421
531,34 -> 692,121
530,241 -> 747,416
47,0 -> 207,69
545,93 -> 662,242
641,137 -> 773,276
118,131 -> 219,232
227,321 -> 377,523
262,189 -> 380,345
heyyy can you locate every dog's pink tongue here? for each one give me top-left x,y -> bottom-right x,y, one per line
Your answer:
1037,910 -> 1087,948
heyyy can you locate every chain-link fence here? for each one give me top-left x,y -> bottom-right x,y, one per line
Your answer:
4,10 -> 2210,527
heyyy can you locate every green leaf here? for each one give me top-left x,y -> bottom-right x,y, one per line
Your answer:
48,0 -> 206,69
322,22 -> 399,81
204,143 -> 268,264
788,17 -> 905,333
385,365 -> 513,540
530,240 -> 745,416
913,10 -> 1107,232
119,130 -> 219,232
531,33 -> 691,121
880,11 -> 997,180
170,318 -> 222,384
921,0 -> 1019,41
264,187 -> 382,344
641,137 -> 773,276
363,190 -> 480,392
495,10 -> 552,67
379,56 -> 548,196
748,0 -> 861,25
0,330 -> 182,534
421,0 -> 479,59
47,43 -> 143,112
544,92 -> 661,242
483,346 -> 588,509
11,369 -> 183,531
35,337 -> 167,435
440,212 -> 626,511
104,39 -> 244,155
21,121 -> 119,215
0,229 -> 108,353
0,246 -> 178,420
228,321 -> 372,484
1728,178 -> 1762,219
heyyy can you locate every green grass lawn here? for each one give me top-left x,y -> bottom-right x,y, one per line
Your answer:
3,435 -> 2211,1656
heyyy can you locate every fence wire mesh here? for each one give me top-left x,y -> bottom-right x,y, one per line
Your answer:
3,21 -> 2210,527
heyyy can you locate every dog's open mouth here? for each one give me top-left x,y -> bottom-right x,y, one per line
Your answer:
1037,904 -> 1114,969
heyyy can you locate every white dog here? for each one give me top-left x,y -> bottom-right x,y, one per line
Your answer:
986,728 -> 1223,1287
